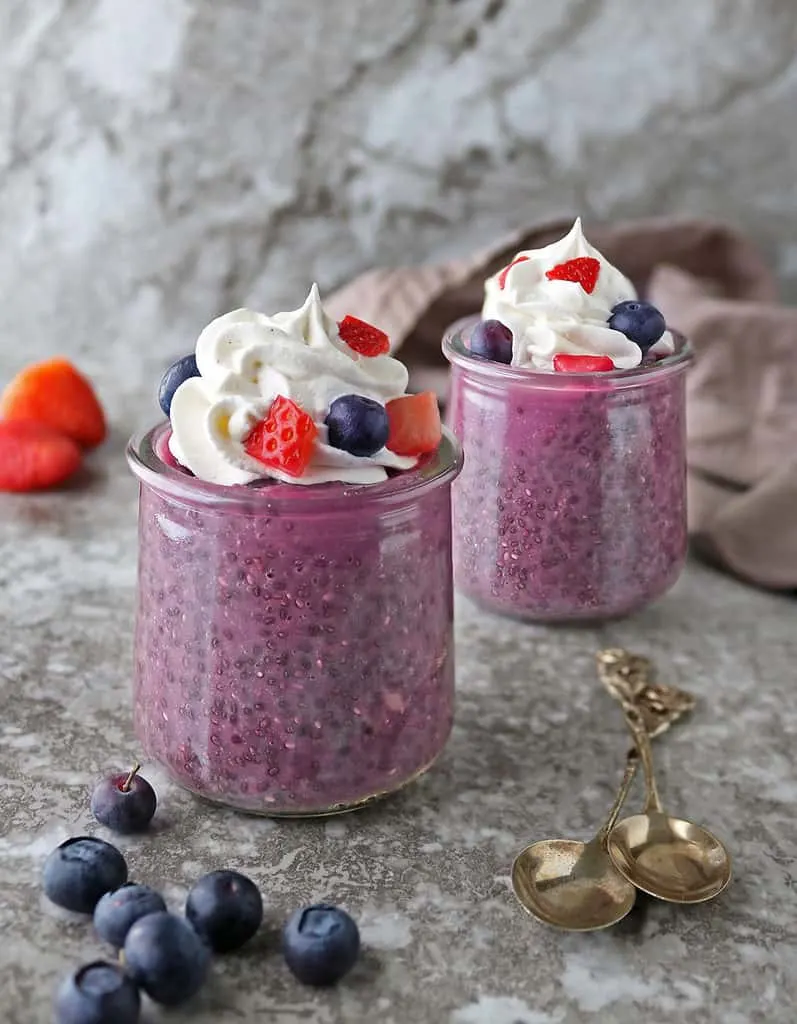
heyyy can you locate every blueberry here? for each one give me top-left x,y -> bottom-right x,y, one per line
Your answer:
608,300 -> 666,350
469,319 -> 513,364
186,869 -> 263,953
123,911 -> 210,1006
55,961 -> 140,1024
159,354 -> 199,417
43,837 -> 128,914
282,903 -> 361,987
90,764 -> 157,834
94,883 -> 167,948
325,395 -> 389,457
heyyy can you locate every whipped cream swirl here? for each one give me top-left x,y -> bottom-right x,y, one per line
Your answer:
169,285 -> 418,486
482,218 -> 674,370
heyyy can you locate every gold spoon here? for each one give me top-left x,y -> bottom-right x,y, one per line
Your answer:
511,674 -> 694,931
607,695 -> 732,905
511,750 -> 640,931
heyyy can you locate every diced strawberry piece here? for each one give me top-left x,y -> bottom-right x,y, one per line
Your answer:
553,354 -> 614,372
0,420 -> 82,492
545,257 -> 600,294
385,392 -> 442,456
243,395 -> 317,478
0,358 -> 107,448
338,315 -> 390,357
498,255 -> 529,290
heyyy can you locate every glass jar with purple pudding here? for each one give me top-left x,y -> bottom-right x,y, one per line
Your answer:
443,219 -> 692,622
128,287 -> 462,816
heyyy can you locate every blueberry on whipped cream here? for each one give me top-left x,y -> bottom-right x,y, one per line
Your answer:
164,285 -> 440,486
479,218 -> 674,371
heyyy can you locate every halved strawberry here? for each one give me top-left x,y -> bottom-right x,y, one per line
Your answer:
0,420 -> 82,492
243,396 -> 317,478
553,354 -> 614,372
498,255 -> 529,290
338,315 -> 390,357
0,358 -> 107,448
545,257 -> 600,294
385,392 -> 442,456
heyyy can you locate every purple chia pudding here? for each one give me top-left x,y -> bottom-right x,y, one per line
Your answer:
443,318 -> 691,621
127,424 -> 462,815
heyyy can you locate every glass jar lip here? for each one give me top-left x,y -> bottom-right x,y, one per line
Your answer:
127,421 -> 463,512
442,315 -> 693,389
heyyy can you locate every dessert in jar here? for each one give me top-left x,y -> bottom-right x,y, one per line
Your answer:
443,219 -> 692,622
127,286 -> 462,815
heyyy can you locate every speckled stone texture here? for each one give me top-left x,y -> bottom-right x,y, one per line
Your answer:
2,423 -> 797,1022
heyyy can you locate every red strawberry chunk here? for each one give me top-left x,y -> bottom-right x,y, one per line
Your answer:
243,396 -> 317,477
338,315 -> 390,357
553,354 -> 614,373
0,419 -> 82,491
545,257 -> 600,294
385,392 -> 442,457
498,256 -> 529,290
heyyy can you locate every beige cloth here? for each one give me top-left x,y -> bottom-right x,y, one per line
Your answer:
328,217 -> 797,592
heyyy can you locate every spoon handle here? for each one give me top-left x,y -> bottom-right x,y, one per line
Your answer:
621,699 -> 664,814
597,749 -> 639,840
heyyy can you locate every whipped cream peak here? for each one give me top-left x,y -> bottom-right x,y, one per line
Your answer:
482,218 -> 674,370
169,286 -> 417,486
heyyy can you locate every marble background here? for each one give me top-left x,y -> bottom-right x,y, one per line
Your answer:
1,0 -> 797,406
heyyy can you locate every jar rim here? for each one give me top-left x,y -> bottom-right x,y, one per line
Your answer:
442,315 -> 693,389
127,421 -> 463,512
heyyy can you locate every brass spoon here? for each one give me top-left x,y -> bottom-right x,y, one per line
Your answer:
607,698 -> 732,904
511,751 -> 640,931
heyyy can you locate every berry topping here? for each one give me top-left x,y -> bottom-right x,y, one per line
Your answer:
55,961 -> 140,1024
94,884 -> 167,948
123,911 -> 210,1006
338,315 -> 390,357
0,420 -> 82,492
0,358 -> 106,448
325,395 -> 389,458
498,256 -> 529,289
282,904 -> 361,987
158,354 -> 199,417
469,319 -> 513,364
545,257 -> 600,294
243,395 -> 318,478
553,354 -> 615,373
43,837 -> 128,914
385,392 -> 442,457
186,870 -> 263,953
90,763 -> 157,834
608,300 -> 666,350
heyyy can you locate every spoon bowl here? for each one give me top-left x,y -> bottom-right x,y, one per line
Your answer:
608,810 -> 732,904
512,837 -> 637,931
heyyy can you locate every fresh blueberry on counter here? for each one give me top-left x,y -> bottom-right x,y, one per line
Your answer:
90,764 -> 157,834
158,354 -> 199,417
325,394 -> 390,457
55,961 -> 140,1024
469,319 -> 513,364
608,300 -> 666,350
186,869 -> 263,953
282,903 -> 361,987
43,837 -> 128,914
123,911 -> 211,1006
93,883 -> 167,948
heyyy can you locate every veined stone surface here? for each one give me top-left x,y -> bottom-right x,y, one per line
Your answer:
0,0 -> 796,400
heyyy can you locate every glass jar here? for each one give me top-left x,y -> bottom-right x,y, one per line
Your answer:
127,423 -> 462,816
443,317 -> 692,622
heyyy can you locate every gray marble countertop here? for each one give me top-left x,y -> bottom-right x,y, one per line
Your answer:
1,426 -> 796,1024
